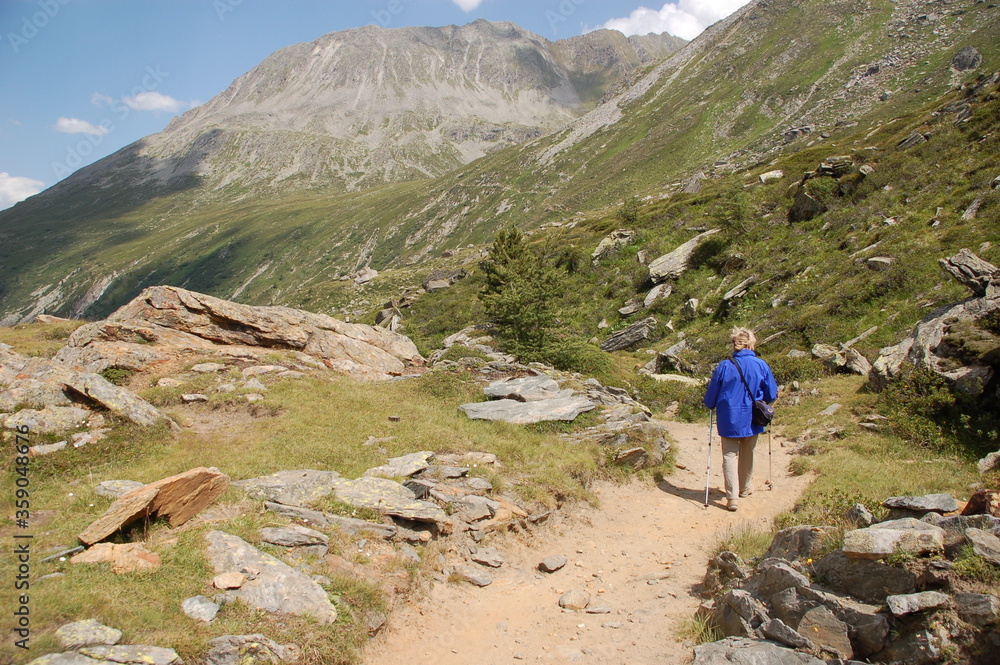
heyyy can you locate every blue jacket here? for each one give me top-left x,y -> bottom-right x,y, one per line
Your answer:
703,349 -> 778,438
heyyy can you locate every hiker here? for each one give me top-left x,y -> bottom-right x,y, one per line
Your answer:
703,327 -> 778,512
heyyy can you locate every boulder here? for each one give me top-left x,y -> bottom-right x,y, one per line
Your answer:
952,46 -> 983,71
714,589 -> 769,638
693,637 -> 825,665
55,619 -> 122,649
813,550 -> 916,603
483,375 -> 570,402
742,559 -> 810,599
966,527 -> 1000,565
459,396 -> 595,424
886,591 -> 950,616
648,230 -> 720,283
955,592 -> 1000,626
182,595 -> 220,622
845,504 -> 874,527
263,502 -> 397,540
78,467 -> 230,545
591,230 -> 635,264
204,531 -> 338,623
53,286 -> 424,381
761,618 -> 814,650
842,522 -> 944,560
788,187 -> 827,223
765,526 -> 837,561
961,490 -> 1000,516
601,317 -> 658,352
5,406 -> 91,434
883,494 -> 958,514
797,606 -> 852,659
644,283 -> 672,308
203,634 -> 298,665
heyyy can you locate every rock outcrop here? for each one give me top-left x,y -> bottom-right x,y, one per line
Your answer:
55,286 -> 425,381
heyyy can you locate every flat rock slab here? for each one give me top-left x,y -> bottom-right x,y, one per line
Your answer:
55,619 -> 122,649
693,637 -> 825,665
71,542 -> 161,575
955,592 -> 1000,626
79,467 -> 230,545
798,606 -> 852,659
648,229 -> 720,283
204,530 -> 338,624
967,527 -> 1000,565
203,634 -> 297,665
235,469 -> 343,507
5,406 -> 91,434
453,565 -> 493,587
260,525 -> 328,547
263,502 -> 397,539
460,396 -> 596,424
94,480 -> 145,499
78,645 -> 182,664
883,493 -> 958,514
470,547 -> 504,568
887,591 -> 951,616
192,363 -> 227,373
483,375 -> 570,402
600,317 -> 658,353
363,451 -> 435,478
843,524 -> 944,560
813,550 -> 917,604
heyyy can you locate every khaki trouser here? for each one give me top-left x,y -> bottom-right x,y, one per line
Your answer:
721,435 -> 759,504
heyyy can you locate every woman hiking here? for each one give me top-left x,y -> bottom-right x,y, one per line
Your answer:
703,327 -> 778,512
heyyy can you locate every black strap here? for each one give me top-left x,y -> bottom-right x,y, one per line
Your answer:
729,358 -> 755,404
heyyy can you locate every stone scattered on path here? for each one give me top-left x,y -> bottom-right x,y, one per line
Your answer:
204,530 -> 338,623
79,467 -> 230,545
55,619 -> 122,649
453,565 -> 493,587
459,396 -> 595,424
470,547 -> 504,568
182,595 -> 220,623
539,555 -> 568,573
558,589 -> 591,610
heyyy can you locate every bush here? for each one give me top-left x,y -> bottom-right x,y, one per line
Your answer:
99,367 -> 134,386
763,353 -> 827,385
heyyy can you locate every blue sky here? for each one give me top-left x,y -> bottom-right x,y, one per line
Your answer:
0,0 -> 750,210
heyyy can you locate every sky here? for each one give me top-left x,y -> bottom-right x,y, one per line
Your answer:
0,0 -> 751,211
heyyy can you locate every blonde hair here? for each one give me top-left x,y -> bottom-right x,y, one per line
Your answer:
731,327 -> 757,351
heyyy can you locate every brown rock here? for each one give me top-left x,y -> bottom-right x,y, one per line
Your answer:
78,467 -> 229,545
961,490 -> 1000,517
213,571 -> 246,589
798,606 -> 853,658
71,542 -> 160,574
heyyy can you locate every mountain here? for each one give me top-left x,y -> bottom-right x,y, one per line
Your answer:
0,0 -> 996,325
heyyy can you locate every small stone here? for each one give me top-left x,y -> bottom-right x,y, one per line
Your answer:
243,378 -> 268,392
453,565 -> 493,587
245,394 -> 265,402
29,441 -> 67,456
181,393 -> 209,403
883,493 -> 958,514
470,547 -> 504,568
559,589 -> 591,610
214,571 -> 246,589
157,377 -> 184,387
191,363 -> 227,373
818,403 -> 841,416
967,528 -> 1000,565
539,555 -> 568,573
94,480 -> 145,499
586,606 -> 612,614
55,619 -> 122,649
182,595 -> 220,622
846,503 -> 874,527
260,525 -> 329,548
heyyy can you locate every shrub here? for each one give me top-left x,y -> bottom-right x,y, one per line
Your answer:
99,367 -> 134,386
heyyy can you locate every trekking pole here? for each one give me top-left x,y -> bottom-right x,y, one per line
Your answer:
704,409 -> 714,509
766,429 -> 774,490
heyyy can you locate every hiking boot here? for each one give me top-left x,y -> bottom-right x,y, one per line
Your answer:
739,487 -> 754,498
727,500 -> 738,512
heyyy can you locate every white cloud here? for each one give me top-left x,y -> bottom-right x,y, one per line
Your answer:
0,173 -> 45,210
597,0 -> 752,40
54,117 -> 109,136
91,92 -> 113,107
123,91 -> 185,112
452,0 -> 484,11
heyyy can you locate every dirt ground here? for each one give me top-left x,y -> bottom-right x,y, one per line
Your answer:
362,420 -> 813,665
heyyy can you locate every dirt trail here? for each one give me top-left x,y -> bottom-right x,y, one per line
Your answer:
363,420 -> 812,665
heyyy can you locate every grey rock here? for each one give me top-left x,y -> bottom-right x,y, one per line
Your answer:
886,591 -> 950,616
765,525 -> 837,561
769,587 -> 813,629
483,375 -> 568,402
955,592 -> 1000,626
813,550 -> 916,603
693,637 -> 825,665
26,654 -> 105,665
259,525 -> 329,547
181,393 -> 209,403
797,606 -> 852,659
364,451 -> 435,478
613,446 -> 649,468
978,450 -> 1000,475
78,645 -> 182,665
842,522 -> 944,559
866,257 -> 894,272
743,559 -> 810,599
470,547 -> 504,568
465,477 -> 493,492
55,619 -> 122,649
559,589 -> 591,610
5,406 -> 91,434
845,504 -> 874,527
952,46 -> 983,71
880,628 -> 941,665
539,555 -> 568,573
453,565 -> 493,587
618,300 -> 643,316
761,618 -> 814,650
883,493 -> 958,514
203,530 -> 338,623
644,283 -> 672,308
714,589 -> 769,638
29,440 -> 67,456
788,187 -> 827,223
967,527 -> 1000,565
243,378 -> 267,392
648,229 -> 720,283
364,609 -> 387,635
586,605 -> 612,614
203,634 -> 297,665
591,230 -> 635,264
600,317 -> 658,352
192,363 -> 227,373
182,595 -> 220,622
460,396 -> 596,424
